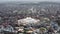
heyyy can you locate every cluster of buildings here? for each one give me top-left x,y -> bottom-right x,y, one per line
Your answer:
0,3 -> 60,34
15,17 -> 59,34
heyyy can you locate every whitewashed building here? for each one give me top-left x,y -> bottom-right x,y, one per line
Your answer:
18,17 -> 40,25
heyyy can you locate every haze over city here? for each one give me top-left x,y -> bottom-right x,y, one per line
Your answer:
0,0 -> 60,2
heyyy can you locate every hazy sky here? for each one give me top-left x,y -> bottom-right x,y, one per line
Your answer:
0,0 -> 60,2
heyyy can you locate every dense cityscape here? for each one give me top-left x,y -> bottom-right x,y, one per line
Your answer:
0,2 -> 60,34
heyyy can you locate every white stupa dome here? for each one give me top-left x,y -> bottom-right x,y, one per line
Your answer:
18,17 -> 40,25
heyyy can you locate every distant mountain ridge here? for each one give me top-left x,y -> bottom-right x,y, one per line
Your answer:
0,1 -> 60,4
